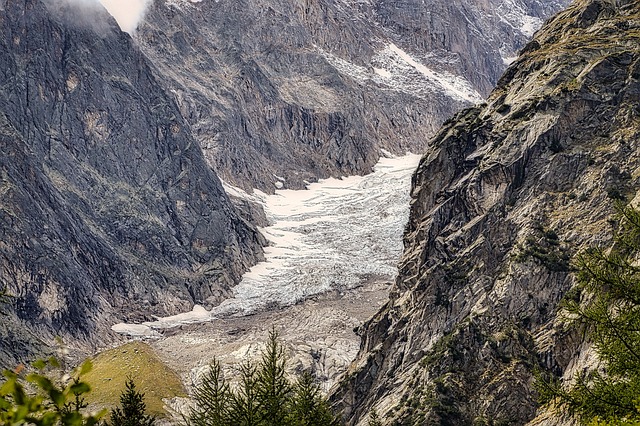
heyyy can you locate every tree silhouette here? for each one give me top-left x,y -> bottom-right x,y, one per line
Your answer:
256,329 -> 292,426
288,372 -> 338,426
187,360 -> 231,426
109,378 -> 155,426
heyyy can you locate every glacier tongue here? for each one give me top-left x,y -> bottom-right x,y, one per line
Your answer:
112,153 -> 421,336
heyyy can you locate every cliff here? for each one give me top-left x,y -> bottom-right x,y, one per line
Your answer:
331,0 -> 640,424
0,0 -> 263,365
135,0 -> 567,192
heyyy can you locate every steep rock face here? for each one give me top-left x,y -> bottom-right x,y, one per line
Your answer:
135,0 -> 568,192
331,0 -> 640,424
0,0 -> 263,365
370,0 -> 566,94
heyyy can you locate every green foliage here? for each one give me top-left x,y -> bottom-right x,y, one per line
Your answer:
227,362 -> 261,426
540,204 -> 640,424
187,360 -> 230,426
0,358 -> 105,425
288,373 -> 337,426
367,409 -> 383,426
255,329 -> 291,425
108,378 -> 155,426
515,224 -> 570,272
186,330 -> 340,426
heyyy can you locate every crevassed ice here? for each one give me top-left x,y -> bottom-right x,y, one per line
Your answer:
112,153 -> 421,337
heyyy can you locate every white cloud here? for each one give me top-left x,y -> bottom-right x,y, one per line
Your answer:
44,0 -> 151,34
98,0 -> 150,34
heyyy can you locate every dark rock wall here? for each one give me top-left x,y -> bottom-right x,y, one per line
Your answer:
0,0 -> 263,365
136,0 -> 450,192
331,0 -> 640,424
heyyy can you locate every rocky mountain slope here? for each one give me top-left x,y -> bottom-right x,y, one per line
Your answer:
135,0 -> 568,192
0,0 -> 569,367
0,0 -> 263,365
331,0 -> 640,424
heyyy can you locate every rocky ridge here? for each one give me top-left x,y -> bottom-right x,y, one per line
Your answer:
331,0 -> 640,424
0,0 -> 263,365
135,0 -> 568,192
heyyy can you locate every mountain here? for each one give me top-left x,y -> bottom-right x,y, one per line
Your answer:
135,0 -> 568,192
0,0 -> 570,366
330,0 -> 640,424
0,0 -> 263,365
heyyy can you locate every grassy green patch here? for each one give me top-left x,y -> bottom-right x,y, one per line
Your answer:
82,341 -> 186,417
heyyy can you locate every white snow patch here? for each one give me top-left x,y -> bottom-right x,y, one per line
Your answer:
494,1 -> 544,39
318,44 -> 482,104
113,153 -> 421,336
221,180 -> 265,205
503,56 -> 518,66
379,149 -> 393,158
495,2 -> 545,64
520,15 -> 542,38
319,50 -> 370,83
165,0 -> 203,9
214,152 -> 422,317
373,67 -> 392,78
111,323 -> 161,337
386,44 -> 481,103
111,305 -> 211,336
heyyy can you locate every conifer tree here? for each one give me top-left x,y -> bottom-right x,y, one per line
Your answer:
288,372 -> 338,426
109,378 -> 155,426
256,329 -> 291,426
228,362 -> 261,426
539,205 -> 640,424
187,360 -> 231,426
185,332 -> 342,426
368,409 -> 383,426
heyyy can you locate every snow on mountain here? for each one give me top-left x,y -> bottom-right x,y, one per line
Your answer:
320,43 -> 483,103
136,0 -> 568,193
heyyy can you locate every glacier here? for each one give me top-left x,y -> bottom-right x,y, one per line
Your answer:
112,152 -> 421,336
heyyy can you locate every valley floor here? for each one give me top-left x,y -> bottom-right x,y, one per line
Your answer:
109,153 -> 420,407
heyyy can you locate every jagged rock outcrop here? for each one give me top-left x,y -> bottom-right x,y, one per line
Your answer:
0,0 -> 263,366
331,0 -> 640,424
135,0 -> 568,192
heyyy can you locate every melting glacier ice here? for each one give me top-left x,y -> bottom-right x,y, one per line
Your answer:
112,152 -> 421,336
